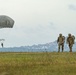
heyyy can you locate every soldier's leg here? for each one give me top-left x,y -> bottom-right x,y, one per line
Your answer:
62,44 -> 64,52
69,44 -> 71,52
58,44 -> 60,52
70,47 -> 72,52
69,44 -> 72,52
70,45 -> 73,52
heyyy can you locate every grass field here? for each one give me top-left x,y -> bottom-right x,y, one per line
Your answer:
0,52 -> 76,75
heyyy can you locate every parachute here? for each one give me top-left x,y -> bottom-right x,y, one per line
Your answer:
0,15 -> 14,28
0,15 -> 14,47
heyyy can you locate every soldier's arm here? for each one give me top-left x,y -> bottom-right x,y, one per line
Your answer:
73,36 -> 75,40
63,36 -> 65,43
66,37 -> 69,44
57,37 -> 59,43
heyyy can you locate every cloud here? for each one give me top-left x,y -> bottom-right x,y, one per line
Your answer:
0,0 -> 76,47
69,4 -> 76,10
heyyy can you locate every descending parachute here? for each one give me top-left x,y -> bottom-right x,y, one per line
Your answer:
0,15 -> 14,28
0,15 -> 14,47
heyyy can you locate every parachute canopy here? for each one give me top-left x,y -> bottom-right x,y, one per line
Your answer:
0,15 -> 14,28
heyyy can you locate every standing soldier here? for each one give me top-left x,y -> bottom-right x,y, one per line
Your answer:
67,34 -> 75,52
57,34 -> 65,52
1,43 -> 3,48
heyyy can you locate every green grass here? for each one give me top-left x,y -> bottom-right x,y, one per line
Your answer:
0,52 -> 76,75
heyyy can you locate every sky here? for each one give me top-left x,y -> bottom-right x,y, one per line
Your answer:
0,0 -> 76,47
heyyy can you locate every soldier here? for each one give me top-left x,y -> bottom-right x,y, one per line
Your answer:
1,43 -> 3,48
67,34 -> 75,52
57,34 -> 65,52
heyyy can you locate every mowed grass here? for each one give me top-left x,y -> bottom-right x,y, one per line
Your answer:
0,52 -> 76,75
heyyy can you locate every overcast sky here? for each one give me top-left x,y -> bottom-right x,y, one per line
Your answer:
0,0 -> 76,47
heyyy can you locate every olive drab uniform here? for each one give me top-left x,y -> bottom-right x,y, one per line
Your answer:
57,34 -> 65,52
67,34 -> 75,52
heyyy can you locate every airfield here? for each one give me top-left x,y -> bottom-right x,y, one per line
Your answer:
0,52 -> 76,75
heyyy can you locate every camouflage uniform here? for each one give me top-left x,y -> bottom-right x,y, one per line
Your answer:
67,34 -> 75,52
57,34 -> 65,52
